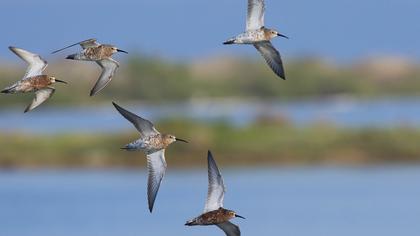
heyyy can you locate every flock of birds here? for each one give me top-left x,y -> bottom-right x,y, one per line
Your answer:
1,1 -> 288,235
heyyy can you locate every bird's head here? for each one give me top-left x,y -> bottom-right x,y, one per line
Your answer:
164,134 -> 188,145
266,28 -> 288,40
50,76 -> 67,84
227,210 -> 246,220
112,46 -> 128,54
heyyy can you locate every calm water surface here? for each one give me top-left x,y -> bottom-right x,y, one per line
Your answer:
0,167 -> 419,236
1,97 -> 420,134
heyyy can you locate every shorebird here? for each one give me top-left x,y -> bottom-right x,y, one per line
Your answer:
185,151 -> 245,236
1,47 -> 67,113
224,0 -> 288,79
112,102 -> 188,213
52,38 -> 127,96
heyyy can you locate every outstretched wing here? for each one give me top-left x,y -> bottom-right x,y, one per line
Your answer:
246,0 -> 265,30
112,102 -> 159,138
9,47 -> 47,79
204,151 -> 225,213
51,38 -> 99,54
254,41 -> 285,79
25,88 -> 55,113
217,221 -> 241,236
90,58 -> 119,96
147,149 -> 167,213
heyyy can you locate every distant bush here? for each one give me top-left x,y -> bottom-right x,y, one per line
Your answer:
1,55 -> 420,107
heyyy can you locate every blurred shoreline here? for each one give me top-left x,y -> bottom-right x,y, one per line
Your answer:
1,121 -> 420,169
1,55 -> 420,168
1,55 -> 420,107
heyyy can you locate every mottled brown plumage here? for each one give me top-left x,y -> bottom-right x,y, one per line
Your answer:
83,45 -> 121,61
1,47 -> 66,112
186,208 -> 237,226
112,102 -> 188,212
186,151 -> 244,236
52,39 -> 127,96
16,75 -> 54,92
223,0 -> 288,79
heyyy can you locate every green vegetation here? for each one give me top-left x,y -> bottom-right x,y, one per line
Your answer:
1,55 -> 420,107
1,55 -> 419,168
1,120 -> 419,169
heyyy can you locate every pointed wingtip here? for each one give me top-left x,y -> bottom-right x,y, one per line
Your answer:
89,88 -> 99,97
8,46 -> 20,55
112,102 -> 125,116
207,150 -> 215,165
112,101 -> 119,109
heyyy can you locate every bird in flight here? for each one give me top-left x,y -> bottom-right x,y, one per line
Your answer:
185,151 -> 245,236
52,38 -> 127,96
112,102 -> 188,213
1,47 -> 67,112
224,0 -> 288,79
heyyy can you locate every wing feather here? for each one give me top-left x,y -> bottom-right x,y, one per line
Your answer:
254,41 -> 285,79
90,58 -> 119,96
247,0 -> 265,30
24,88 -> 55,113
217,221 -> 241,236
112,102 -> 159,138
9,47 -> 47,79
51,38 -> 98,54
147,150 -> 167,212
204,151 -> 225,213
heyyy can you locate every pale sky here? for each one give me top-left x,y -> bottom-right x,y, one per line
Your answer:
0,0 -> 419,62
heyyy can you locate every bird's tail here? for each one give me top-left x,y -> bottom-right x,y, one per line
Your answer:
1,85 -> 17,94
185,218 -> 200,226
120,142 -> 139,151
223,39 -> 235,45
65,53 -> 78,60
66,53 -> 88,60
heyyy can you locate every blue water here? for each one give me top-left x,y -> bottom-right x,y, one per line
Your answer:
1,97 -> 420,133
0,167 -> 419,236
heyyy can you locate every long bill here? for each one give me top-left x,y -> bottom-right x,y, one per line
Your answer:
55,79 -> 68,84
277,33 -> 289,39
175,138 -> 189,143
117,49 -> 128,54
235,214 -> 246,219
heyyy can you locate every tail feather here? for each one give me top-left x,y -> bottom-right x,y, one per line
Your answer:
65,54 -> 77,60
1,86 -> 16,94
185,221 -> 197,226
223,39 -> 235,45
120,143 -> 139,151
185,218 -> 199,226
